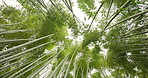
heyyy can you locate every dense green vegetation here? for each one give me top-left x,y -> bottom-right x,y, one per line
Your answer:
0,0 -> 147,78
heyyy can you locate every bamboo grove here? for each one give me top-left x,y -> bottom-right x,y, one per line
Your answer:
0,0 -> 148,78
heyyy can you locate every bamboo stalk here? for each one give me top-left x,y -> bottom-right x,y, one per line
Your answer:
64,47 -> 79,78
0,50 -> 19,59
0,29 -> 34,35
0,53 -> 33,71
14,53 -> 56,78
56,58 -> 68,78
0,60 -> 33,77
0,42 -> 52,64
8,51 -> 54,78
27,48 -> 64,78
73,59 -> 78,78
48,54 -> 69,78
0,39 -> 33,43
0,34 -> 53,55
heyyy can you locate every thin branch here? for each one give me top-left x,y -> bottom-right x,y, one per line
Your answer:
123,31 -> 148,38
107,9 -> 148,29
62,0 -> 84,25
115,48 -> 148,57
121,24 -> 148,38
30,0 -> 47,18
87,3 -> 104,33
106,0 -> 114,19
101,0 -> 131,34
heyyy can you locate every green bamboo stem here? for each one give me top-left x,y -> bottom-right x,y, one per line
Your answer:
64,47 -> 79,78
0,60 -> 33,77
73,59 -> 79,78
14,53 -> 56,78
27,48 -> 64,78
0,39 -> 33,43
0,34 -> 53,55
56,58 -> 68,78
8,52 -> 53,78
0,29 -> 34,35
48,54 -> 69,78
0,42 -> 52,64
0,54 -> 32,71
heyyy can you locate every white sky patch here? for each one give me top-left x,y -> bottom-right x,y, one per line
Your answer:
104,69 -> 111,76
65,28 -> 74,40
72,0 -> 86,23
88,69 -> 97,78
65,0 -> 104,43
100,44 -> 108,58
88,69 -> 99,78
133,66 -> 142,73
75,53 -> 82,60
126,52 -> 132,56
91,69 -> 97,74
70,71 -> 74,76
43,0 -> 52,9
39,64 -> 53,78
87,42 -> 95,49
0,0 -> 22,9
72,0 -> 101,29
66,28 -> 84,43
76,35 -> 83,42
